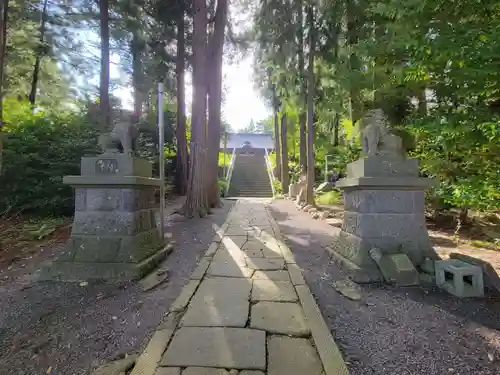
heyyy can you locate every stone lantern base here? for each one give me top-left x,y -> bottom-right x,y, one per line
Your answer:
40,154 -> 168,282
329,155 -> 439,283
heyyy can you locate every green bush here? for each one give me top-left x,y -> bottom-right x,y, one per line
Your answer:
217,178 -> 229,197
316,190 -> 343,206
272,179 -> 282,195
0,99 -> 99,215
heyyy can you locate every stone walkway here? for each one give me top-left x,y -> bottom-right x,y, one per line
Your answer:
129,199 -> 349,375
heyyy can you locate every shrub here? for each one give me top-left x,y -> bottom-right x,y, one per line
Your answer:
217,178 -> 229,197
0,100 -> 99,215
315,190 -> 343,206
272,180 -> 282,195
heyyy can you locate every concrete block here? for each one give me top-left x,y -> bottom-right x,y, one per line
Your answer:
435,259 -> 484,298
370,249 -> 419,286
449,252 -> 500,294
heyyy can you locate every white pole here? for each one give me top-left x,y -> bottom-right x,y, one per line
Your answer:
158,82 -> 165,243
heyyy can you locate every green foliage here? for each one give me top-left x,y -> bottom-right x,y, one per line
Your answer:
0,99 -> 99,215
316,190 -> 342,206
217,178 -> 229,197
253,0 -> 500,215
272,179 -> 282,195
218,152 -> 232,167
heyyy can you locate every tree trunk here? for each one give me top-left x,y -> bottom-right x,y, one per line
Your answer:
0,0 -> 10,175
28,0 -> 49,109
346,0 -> 362,125
305,5 -> 315,206
175,0 -> 188,195
0,0 -> 9,129
297,0 -> 307,172
184,0 -> 208,218
272,88 -> 281,180
131,30 -> 143,122
280,113 -> 289,194
206,0 -> 227,208
333,112 -> 340,146
99,0 -> 111,134
417,88 -> 427,116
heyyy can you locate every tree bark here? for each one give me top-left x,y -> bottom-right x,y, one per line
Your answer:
131,30 -> 143,122
333,112 -> 340,146
28,0 -> 49,109
272,87 -> 281,180
280,113 -> 289,194
346,0 -> 362,125
297,0 -> 307,172
0,0 -> 9,130
206,0 -> 227,208
184,0 -> 208,218
99,0 -> 111,133
305,5 -> 315,205
175,0 -> 188,195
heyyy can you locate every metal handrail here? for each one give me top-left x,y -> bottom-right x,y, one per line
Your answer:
225,148 -> 237,196
264,148 -> 276,196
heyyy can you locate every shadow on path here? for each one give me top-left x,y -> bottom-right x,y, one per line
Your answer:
268,199 -> 500,375
0,200 -> 235,375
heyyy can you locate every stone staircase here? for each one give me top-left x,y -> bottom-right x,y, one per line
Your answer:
228,151 -> 273,198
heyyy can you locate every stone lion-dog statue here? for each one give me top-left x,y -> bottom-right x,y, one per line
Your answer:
361,109 -> 405,158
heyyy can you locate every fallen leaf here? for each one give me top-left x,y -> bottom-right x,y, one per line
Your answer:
79,281 -> 88,287
487,352 -> 494,362
46,366 -> 52,374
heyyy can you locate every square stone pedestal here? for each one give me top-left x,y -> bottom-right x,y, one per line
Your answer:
329,155 -> 438,283
40,155 -> 167,282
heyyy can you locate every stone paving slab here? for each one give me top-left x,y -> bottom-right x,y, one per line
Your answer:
181,278 -> 251,327
207,250 -> 253,278
250,302 -> 310,336
161,327 -> 266,370
155,368 -> 181,375
221,235 -> 247,248
252,270 -> 290,281
251,280 -> 298,302
267,336 -> 323,375
182,368 -> 230,375
131,200 -> 349,375
246,258 -> 285,271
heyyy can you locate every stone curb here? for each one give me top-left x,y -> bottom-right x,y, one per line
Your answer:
296,285 -> 350,375
130,329 -> 175,375
287,263 -> 305,285
128,201 -> 236,375
189,258 -> 211,280
267,205 -> 350,375
170,279 -> 202,312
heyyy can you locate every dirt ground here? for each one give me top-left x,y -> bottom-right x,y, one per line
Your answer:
0,199 -> 235,375
268,199 -> 500,375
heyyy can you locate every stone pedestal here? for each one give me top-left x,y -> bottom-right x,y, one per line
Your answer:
329,154 -> 438,283
41,155 -> 167,281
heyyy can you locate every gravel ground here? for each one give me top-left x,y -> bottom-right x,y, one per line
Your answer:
0,199 -> 234,375
268,199 -> 500,375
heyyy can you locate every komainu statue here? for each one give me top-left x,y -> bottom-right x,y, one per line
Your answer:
98,110 -> 140,155
361,109 -> 405,158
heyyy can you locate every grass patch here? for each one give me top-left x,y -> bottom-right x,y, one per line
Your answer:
315,190 -> 343,206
